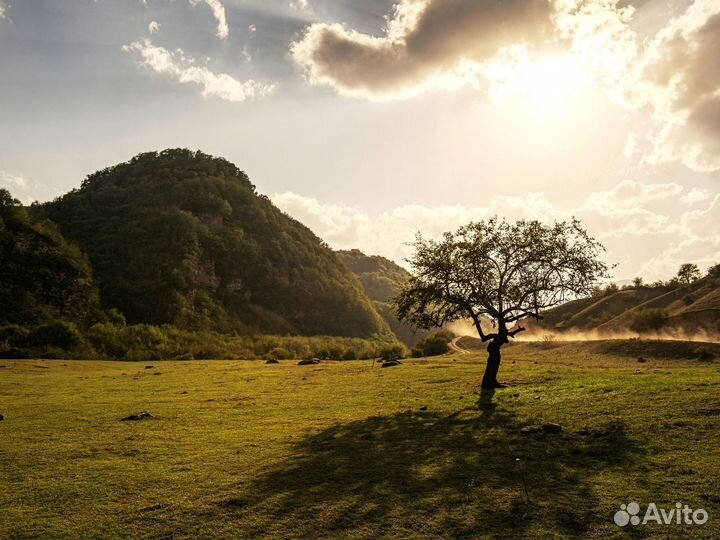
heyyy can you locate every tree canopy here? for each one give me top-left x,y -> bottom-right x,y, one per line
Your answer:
0,188 -> 101,328
677,263 -> 701,285
397,218 -> 610,336
33,149 -> 388,338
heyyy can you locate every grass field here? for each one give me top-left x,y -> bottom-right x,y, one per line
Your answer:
2,340 -> 720,539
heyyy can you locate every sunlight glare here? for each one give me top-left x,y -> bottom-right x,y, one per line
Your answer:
480,50 -> 590,117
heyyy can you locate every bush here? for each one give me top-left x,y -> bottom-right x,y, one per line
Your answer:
422,337 -> 450,356
87,323 -> 126,358
0,324 -> 30,348
29,321 -> 83,350
629,309 -> 667,333
267,347 -> 291,361
380,344 -> 406,360
414,330 -> 454,357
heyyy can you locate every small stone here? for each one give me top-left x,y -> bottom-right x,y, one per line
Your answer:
381,360 -> 402,368
542,423 -> 562,434
0,413 -> 4,421
520,426 -> 536,434
144,365 -> 154,369
637,357 -> 646,363
121,412 -> 155,422
419,405 -> 428,411
265,359 -> 280,364
298,359 -> 320,366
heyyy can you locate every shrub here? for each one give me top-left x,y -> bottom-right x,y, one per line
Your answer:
422,336 -> 450,356
415,330 -> 454,357
29,321 -> 83,350
267,347 -> 291,361
87,323 -> 126,358
0,324 -> 30,348
629,309 -> 667,333
380,343 -> 406,360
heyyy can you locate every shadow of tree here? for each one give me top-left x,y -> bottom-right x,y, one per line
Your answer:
216,399 -> 644,539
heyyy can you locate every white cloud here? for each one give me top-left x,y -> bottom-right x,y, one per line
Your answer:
123,39 -> 275,103
0,171 -> 57,204
623,132 -> 638,158
611,0 -> 720,172
148,20 -> 160,34
0,2 -> 7,20
272,180 -> 720,282
290,0 -> 311,12
190,0 -> 229,40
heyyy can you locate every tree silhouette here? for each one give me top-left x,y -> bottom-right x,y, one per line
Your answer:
677,263 -> 700,285
396,218 -> 609,388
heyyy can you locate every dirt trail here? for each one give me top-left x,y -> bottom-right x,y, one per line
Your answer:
448,337 -> 470,354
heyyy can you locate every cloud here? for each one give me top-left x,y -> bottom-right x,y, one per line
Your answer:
614,0 -> 720,172
290,0 -> 311,12
0,2 -> 7,20
272,180 -> 720,281
123,39 -> 275,103
190,0 -> 229,40
148,20 -> 160,34
0,170 -> 57,204
288,0 -> 720,171
290,0 -> 556,100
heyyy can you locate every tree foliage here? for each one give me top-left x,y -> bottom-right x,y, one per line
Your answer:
677,263 -> 701,285
396,218 -> 610,337
0,188 -> 101,328
33,149 -> 387,338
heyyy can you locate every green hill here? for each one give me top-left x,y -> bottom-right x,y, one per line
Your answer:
0,189 -> 101,329
336,249 -> 431,346
33,150 -> 388,338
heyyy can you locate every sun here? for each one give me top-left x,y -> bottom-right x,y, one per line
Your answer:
521,54 -> 588,111
479,50 -> 591,116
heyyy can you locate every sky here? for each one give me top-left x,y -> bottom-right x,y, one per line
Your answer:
0,0 -> 719,282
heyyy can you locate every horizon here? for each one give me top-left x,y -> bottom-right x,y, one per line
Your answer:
1,0 -> 718,282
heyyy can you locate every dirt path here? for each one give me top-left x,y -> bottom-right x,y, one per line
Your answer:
448,336 -> 470,354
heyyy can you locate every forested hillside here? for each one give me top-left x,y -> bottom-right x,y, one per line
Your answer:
0,189 -> 101,328
33,150 -> 388,338
337,249 -> 432,346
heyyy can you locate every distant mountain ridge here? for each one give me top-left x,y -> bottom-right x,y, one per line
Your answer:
30,149 -> 389,338
336,249 -> 432,346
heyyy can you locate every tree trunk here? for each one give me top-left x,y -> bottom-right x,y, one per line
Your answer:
481,335 -> 505,389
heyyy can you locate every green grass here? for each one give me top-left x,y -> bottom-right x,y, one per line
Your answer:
1,341 -> 720,539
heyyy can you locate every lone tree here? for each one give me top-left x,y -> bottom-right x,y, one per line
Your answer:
677,263 -> 700,285
395,218 -> 610,389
